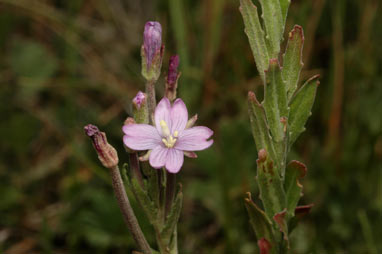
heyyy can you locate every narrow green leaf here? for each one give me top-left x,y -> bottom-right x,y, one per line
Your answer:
264,59 -> 288,142
248,91 -> 278,163
288,75 -> 320,146
258,0 -> 283,57
256,149 -> 286,221
273,209 -> 289,244
283,25 -> 304,101
239,0 -> 269,81
279,0 -> 291,28
263,59 -> 288,169
284,160 -> 307,216
124,163 -> 158,225
244,192 -> 276,253
161,186 -> 183,245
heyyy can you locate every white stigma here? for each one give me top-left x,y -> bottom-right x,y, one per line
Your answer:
160,120 -> 178,148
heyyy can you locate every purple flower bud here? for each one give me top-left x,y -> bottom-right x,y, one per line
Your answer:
167,55 -> 179,86
84,124 -> 119,168
144,21 -> 162,68
132,91 -> 146,110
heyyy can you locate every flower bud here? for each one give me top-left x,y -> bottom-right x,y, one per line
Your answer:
165,55 -> 180,101
84,124 -> 119,168
132,91 -> 149,124
141,21 -> 164,81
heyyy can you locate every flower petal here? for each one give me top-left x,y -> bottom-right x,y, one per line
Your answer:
175,126 -> 214,151
170,98 -> 188,133
149,146 -> 168,169
122,124 -> 160,150
165,149 -> 184,173
155,98 -> 172,135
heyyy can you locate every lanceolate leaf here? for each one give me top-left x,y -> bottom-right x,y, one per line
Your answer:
244,193 -> 275,246
248,91 -> 278,164
273,209 -> 289,243
279,0 -> 291,29
263,59 -> 288,168
258,0 -> 283,57
264,59 -> 288,142
284,160 -> 307,215
282,25 -> 304,101
161,186 -> 183,245
256,149 -> 286,221
239,0 -> 269,81
288,75 -> 320,146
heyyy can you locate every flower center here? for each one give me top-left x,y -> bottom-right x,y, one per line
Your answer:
160,120 -> 178,148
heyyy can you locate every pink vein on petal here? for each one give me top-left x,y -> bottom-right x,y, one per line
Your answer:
165,149 -> 184,173
122,124 -> 160,150
176,126 -> 214,151
154,98 -> 172,136
170,98 -> 188,133
149,146 -> 168,168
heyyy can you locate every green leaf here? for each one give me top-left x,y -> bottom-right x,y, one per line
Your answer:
161,186 -> 183,245
273,209 -> 289,246
244,193 -> 276,249
282,25 -> 304,101
288,75 -> 320,146
239,0 -> 269,81
123,164 -> 158,225
284,161 -> 307,215
263,59 -> 288,168
256,149 -> 286,221
248,91 -> 277,162
258,0 -> 283,57
279,0 -> 291,28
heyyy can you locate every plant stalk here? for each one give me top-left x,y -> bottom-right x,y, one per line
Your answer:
109,165 -> 152,254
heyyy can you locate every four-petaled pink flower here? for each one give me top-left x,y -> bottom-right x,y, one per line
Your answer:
123,98 -> 213,173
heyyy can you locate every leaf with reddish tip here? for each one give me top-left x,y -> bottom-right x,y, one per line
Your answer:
256,149 -> 286,222
258,0 -> 283,57
258,238 -> 272,254
282,25 -> 304,101
273,209 -> 289,243
248,91 -> 278,163
263,59 -> 288,169
244,192 -> 275,245
288,75 -> 320,146
239,0 -> 269,81
284,160 -> 307,215
289,204 -> 314,233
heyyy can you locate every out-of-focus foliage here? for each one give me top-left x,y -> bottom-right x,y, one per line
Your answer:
0,0 -> 380,253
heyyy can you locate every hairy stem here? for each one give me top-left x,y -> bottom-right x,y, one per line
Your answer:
109,165 -> 152,254
146,80 -> 156,124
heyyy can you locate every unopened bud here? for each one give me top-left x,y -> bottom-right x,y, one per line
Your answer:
257,238 -> 272,254
142,21 -> 164,81
132,91 -> 149,124
165,55 -> 180,101
144,21 -> 162,68
84,124 -> 119,168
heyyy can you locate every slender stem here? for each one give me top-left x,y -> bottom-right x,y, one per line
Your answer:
165,172 -> 176,218
146,80 -> 156,124
109,165 -> 152,254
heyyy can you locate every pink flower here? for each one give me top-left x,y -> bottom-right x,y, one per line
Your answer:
123,98 -> 213,173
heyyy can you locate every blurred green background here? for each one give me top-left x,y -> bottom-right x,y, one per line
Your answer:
0,0 -> 381,253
